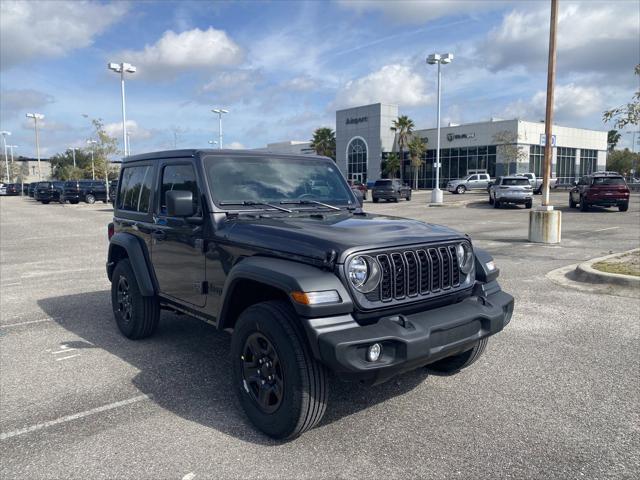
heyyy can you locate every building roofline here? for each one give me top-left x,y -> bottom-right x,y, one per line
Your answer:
336,102 -> 398,113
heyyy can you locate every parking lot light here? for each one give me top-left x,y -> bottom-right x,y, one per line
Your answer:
1,130 -> 10,183
211,108 -> 228,149
25,113 -> 44,180
108,62 -> 136,157
426,53 -> 454,204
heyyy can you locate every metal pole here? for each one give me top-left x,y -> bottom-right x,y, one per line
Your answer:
2,134 -> 8,183
72,148 -> 76,168
91,149 -> 95,180
218,113 -> 223,149
35,118 -> 42,180
431,61 -> 442,201
542,0 -> 558,207
120,68 -> 128,157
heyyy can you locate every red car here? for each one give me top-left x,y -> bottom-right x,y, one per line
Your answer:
347,180 -> 368,200
569,172 -> 630,212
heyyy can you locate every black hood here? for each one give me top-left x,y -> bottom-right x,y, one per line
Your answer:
221,211 -> 464,264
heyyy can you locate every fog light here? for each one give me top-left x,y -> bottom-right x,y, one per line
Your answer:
366,343 -> 382,362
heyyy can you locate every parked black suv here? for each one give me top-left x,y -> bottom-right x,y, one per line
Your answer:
107,150 -> 513,439
372,179 -> 412,202
62,180 -> 108,204
36,181 -> 64,203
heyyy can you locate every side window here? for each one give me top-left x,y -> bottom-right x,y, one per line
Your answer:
118,165 -> 153,213
469,175 -> 478,181
160,164 -> 201,215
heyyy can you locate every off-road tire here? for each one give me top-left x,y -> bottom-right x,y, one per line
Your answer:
393,196 -> 399,203
580,197 -> 589,212
41,200 -> 50,204
494,199 -> 500,209
569,196 -> 576,208
70,200 -> 79,204
85,193 -> 96,204
525,200 -> 532,209
456,185 -> 466,194
427,338 -> 488,374
231,301 -> 328,440
406,193 -> 411,201
111,259 -> 159,340
619,202 -> 629,212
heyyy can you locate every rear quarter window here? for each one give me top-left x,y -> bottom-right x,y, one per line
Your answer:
118,165 -> 153,213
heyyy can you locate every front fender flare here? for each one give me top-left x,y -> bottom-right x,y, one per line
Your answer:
218,256 -> 353,325
107,233 -> 156,297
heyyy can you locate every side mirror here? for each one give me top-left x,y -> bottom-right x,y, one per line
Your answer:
573,180 -> 578,186
166,190 -> 195,217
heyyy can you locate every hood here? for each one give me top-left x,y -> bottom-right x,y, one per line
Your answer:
221,211 -> 464,264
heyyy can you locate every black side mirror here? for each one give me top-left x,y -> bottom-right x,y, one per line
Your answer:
166,190 -> 195,217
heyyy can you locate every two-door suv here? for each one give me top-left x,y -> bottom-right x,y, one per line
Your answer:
107,150 -> 514,439
569,172 -> 630,212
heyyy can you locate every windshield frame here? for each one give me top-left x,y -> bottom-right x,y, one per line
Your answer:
200,153 -> 358,213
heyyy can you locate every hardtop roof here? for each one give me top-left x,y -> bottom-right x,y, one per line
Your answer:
123,149 -> 328,163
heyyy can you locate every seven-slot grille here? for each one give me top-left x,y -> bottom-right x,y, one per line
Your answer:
368,243 -> 465,303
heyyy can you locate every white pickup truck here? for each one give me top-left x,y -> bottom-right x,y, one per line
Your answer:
517,173 -> 557,194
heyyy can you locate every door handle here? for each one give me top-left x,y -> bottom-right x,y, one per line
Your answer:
152,230 -> 166,241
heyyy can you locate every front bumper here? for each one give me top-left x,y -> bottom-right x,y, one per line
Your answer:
304,282 -> 514,384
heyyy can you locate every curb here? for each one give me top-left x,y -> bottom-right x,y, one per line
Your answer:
574,249 -> 640,288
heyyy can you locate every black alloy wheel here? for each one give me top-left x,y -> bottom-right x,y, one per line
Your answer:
241,333 -> 284,414
116,276 -> 133,325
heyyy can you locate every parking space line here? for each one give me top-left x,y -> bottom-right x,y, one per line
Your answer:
1,318 -> 56,328
0,394 -> 151,440
182,473 -> 196,480
55,354 -> 80,361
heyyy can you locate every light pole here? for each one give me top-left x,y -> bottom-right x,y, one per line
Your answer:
211,108 -> 228,149
87,140 -> 98,179
426,53 -> 453,204
26,113 -> 44,180
126,132 -> 132,156
0,130 -> 10,183
208,140 -> 218,147
7,145 -> 19,192
68,147 -> 78,168
108,62 -> 136,157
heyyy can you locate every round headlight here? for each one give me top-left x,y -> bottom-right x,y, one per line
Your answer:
456,242 -> 474,274
347,255 -> 381,293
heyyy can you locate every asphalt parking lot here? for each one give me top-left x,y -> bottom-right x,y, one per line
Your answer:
1,192 -> 639,480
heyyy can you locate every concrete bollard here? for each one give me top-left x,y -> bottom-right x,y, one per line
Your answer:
528,207 -> 561,243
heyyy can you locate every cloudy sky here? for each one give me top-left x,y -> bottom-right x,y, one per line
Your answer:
1,0 -> 638,158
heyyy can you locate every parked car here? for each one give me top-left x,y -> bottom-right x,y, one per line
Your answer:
347,179 -> 368,200
569,172 -> 630,212
371,179 -> 411,202
447,173 -> 491,194
36,181 -> 65,204
515,173 -> 557,195
62,180 -> 108,204
0,184 -> 6,196
28,183 -> 38,197
4,183 -> 21,196
107,149 -> 513,439
489,176 -> 533,209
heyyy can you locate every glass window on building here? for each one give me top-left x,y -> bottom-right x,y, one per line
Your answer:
580,149 -> 597,176
556,147 -> 576,184
417,145 -> 497,189
529,145 -> 545,177
347,138 -> 367,183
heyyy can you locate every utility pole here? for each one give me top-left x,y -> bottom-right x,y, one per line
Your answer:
0,131 -> 10,183
26,113 -> 44,180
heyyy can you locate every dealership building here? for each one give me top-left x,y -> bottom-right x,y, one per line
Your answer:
335,103 -> 608,188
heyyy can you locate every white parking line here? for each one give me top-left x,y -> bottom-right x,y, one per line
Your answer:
182,473 -> 196,480
0,394 -> 151,440
55,354 -> 80,362
0,318 -> 56,328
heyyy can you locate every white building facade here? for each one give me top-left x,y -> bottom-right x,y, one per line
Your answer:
336,103 -> 608,188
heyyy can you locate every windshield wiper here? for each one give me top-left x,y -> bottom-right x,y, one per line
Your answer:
280,200 -> 341,211
219,201 -> 292,213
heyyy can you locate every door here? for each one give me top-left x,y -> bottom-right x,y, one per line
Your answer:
151,162 -> 207,308
466,175 -> 480,189
476,174 -> 489,190
351,173 -> 363,184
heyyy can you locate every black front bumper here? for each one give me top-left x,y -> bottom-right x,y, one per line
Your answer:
304,283 -> 513,384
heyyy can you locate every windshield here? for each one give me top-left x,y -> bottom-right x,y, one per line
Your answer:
38,182 -> 51,188
502,178 -> 530,186
374,180 -> 392,187
204,156 -> 355,207
592,177 -> 625,185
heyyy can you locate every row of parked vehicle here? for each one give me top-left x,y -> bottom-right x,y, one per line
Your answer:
0,180 -> 118,204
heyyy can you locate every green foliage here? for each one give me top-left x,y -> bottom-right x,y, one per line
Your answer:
391,115 -> 415,181
492,130 -> 528,164
606,148 -> 639,176
383,152 -> 400,178
408,136 -> 427,189
603,65 -> 640,129
310,127 -> 336,160
607,130 -> 621,152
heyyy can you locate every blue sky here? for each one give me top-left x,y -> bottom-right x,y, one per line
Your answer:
1,0 -> 638,159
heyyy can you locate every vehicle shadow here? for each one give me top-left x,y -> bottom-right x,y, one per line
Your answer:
38,290 -> 428,444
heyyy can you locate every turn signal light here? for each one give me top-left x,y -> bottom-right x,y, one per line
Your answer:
291,290 -> 341,305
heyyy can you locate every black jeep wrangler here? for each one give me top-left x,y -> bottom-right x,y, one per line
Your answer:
107,150 -> 514,439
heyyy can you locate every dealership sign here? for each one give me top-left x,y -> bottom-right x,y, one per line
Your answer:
346,116 -> 368,125
540,134 -> 557,146
446,132 -> 475,142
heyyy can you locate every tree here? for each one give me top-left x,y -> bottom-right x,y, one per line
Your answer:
383,153 -> 400,178
50,149 -> 94,180
310,127 -> 336,160
492,131 -> 528,174
606,149 -> 639,176
603,64 -> 640,129
391,115 -> 414,182
408,136 -> 427,189
90,118 -> 121,181
607,129 -> 621,152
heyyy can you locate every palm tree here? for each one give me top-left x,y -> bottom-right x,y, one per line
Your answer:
310,127 -> 336,160
391,115 -> 415,182
383,153 -> 400,178
408,136 -> 426,190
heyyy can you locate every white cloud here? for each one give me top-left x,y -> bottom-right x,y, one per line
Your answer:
0,89 -> 55,114
226,141 -> 245,149
283,75 -> 318,91
333,64 -> 432,109
104,120 -> 152,140
0,1 -> 128,70
121,27 -> 243,78
337,0 -> 504,23
483,2 -> 639,74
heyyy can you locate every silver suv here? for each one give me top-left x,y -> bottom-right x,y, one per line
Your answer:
489,176 -> 533,209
